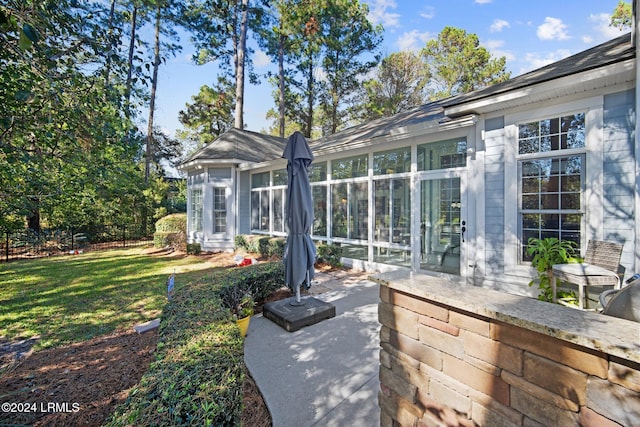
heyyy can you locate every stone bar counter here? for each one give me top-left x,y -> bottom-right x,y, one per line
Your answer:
374,271 -> 640,427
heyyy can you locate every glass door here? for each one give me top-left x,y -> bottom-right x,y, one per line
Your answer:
419,174 -> 466,275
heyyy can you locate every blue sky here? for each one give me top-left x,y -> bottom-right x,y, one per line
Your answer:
153,0 -> 629,137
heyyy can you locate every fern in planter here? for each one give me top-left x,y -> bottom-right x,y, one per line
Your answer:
526,237 -> 580,304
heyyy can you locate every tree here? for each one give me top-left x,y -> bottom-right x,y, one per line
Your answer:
354,51 -> 429,122
0,0 -> 174,233
182,0 -> 255,129
610,1 -> 632,30
319,0 -> 382,135
254,0 -> 302,137
178,79 -> 235,145
421,26 -> 510,100
145,0 -> 181,181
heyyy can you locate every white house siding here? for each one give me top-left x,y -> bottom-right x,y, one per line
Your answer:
602,89 -> 636,273
481,118 -> 507,288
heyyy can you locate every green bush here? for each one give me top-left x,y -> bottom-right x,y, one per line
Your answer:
186,243 -> 201,255
316,243 -> 343,267
268,237 -> 285,258
234,234 -> 247,251
106,262 -> 286,427
234,235 -> 285,259
154,214 -> 186,250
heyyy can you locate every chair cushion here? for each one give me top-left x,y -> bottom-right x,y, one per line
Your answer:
552,263 -> 619,287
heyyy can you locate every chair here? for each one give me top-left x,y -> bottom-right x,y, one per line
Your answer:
551,240 -> 624,309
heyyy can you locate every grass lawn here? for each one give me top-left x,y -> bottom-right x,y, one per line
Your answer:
0,247 -> 226,350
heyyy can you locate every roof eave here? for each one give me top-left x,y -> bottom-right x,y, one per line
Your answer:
444,59 -> 635,116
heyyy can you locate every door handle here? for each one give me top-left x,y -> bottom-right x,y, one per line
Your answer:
461,220 -> 466,243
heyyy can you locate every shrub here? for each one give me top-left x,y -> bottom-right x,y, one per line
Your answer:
316,243 -> 343,267
154,214 -> 186,250
186,243 -> 201,255
106,262 -> 285,426
234,234 -> 247,251
268,237 -> 285,258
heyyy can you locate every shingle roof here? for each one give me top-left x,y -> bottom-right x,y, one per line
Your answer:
181,128 -> 286,165
441,33 -> 634,111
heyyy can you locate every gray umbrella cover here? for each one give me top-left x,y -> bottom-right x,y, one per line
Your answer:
282,131 -> 316,292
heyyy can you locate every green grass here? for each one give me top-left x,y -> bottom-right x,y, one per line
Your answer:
0,247 -> 227,350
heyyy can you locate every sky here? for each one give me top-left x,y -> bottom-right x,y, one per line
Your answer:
152,0 -> 629,138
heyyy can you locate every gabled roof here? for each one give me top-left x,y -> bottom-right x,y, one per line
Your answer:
180,128 -> 286,167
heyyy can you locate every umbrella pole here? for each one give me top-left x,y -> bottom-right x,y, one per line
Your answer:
289,271 -> 309,306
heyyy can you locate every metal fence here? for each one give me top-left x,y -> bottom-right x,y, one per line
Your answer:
1,224 -> 153,262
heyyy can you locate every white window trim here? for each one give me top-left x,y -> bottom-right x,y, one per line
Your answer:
503,96 -> 604,277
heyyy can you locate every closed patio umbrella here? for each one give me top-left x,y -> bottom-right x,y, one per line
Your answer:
282,131 -> 316,304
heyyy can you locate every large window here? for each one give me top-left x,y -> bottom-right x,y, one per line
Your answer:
519,113 -> 585,261
189,188 -> 203,233
213,188 -> 226,233
331,182 -> 368,240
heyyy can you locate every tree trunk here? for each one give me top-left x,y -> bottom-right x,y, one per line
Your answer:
305,55 -> 314,139
104,0 -> 117,89
278,30 -> 285,138
146,4 -> 161,182
234,0 -> 249,129
27,207 -> 40,233
125,5 -> 138,111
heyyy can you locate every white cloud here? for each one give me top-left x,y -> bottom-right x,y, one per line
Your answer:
254,50 -> 271,68
474,0 -> 492,4
490,19 -> 510,33
521,49 -> 572,73
483,39 -> 514,62
588,12 -> 629,40
420,6 -> 435,20
396,30 -> 432,52
537,17 -> 570,41
366,0 -> 401,29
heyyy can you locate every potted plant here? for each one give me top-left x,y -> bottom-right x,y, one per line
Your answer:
526,237 -> 580,304
234,293 -> 255,338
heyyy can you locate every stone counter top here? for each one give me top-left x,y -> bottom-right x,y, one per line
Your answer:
374,271 -> 640,364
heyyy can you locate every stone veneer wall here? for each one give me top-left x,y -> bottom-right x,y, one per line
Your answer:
376,274 -> 640,427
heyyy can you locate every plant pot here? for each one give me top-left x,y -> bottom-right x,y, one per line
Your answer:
236,316 -> 251,338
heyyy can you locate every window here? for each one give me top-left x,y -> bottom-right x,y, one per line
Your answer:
213,188 -> 226,233
373,147 -> 411,175
417,138 -> 467,171
251,172 -> 270,231
331,182 -> 368,240
189,188 -> 203,233
331,155 -> 368,179
519,113 -> 585,261
309,162 -> 327,182
312,185 -> 327,237
374,178 -> 411,245
273,188 -> 285,232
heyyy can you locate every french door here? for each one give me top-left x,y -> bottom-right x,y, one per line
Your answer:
417,171 -> 467,276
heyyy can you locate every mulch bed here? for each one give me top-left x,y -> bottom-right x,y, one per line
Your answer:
0,329 -> 158,426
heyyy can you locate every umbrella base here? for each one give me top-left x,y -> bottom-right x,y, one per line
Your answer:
263,296 -> 336,332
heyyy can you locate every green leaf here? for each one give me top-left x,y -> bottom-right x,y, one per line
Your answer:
22,23 -> 39,43
14,90 -> 34,102
18,29 -> 32,51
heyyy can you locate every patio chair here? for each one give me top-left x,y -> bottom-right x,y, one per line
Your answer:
551,240 -> 624,310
